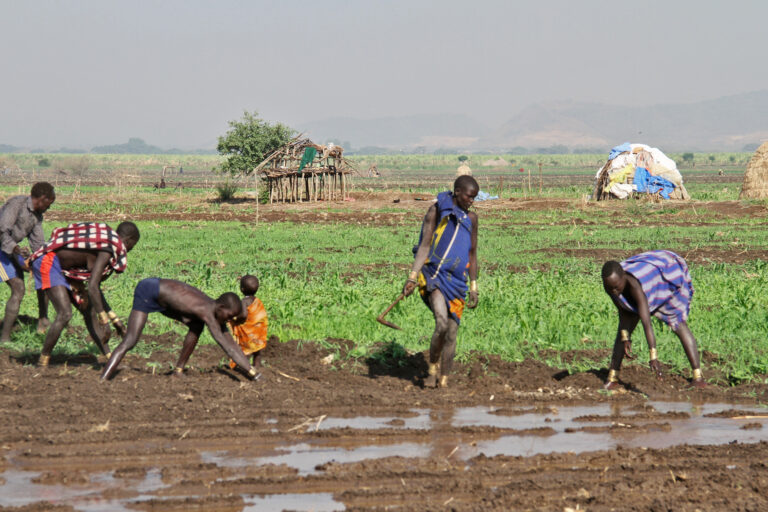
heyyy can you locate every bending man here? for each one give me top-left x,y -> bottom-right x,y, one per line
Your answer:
101,278 -> 258,380
601,250 -> 705,389
28,221 -> 140,365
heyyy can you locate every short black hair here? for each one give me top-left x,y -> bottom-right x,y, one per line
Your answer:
601,260 -> 624,280
31,182 -> 55,199
240,275 -> 260,295
454,175 -> 479,193
215,292 -> 242,311
116,221 -> 140,243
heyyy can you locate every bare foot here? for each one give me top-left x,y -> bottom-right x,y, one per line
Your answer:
691,378 -> 707,389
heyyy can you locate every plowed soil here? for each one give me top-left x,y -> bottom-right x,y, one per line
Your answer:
3,192 -> 768,510
1,335 -> 767,511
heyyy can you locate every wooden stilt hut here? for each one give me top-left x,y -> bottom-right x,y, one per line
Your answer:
255,137 -> 357,203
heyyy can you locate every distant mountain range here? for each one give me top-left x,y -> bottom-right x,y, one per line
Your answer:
300,90 -> 768,153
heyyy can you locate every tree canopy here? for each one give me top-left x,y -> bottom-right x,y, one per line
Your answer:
217,111 -> 294,176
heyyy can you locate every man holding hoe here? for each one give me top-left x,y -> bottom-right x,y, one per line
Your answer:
403,175 -> 479,388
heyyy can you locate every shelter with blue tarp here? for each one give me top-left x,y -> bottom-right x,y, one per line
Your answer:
592,143 -> 690,201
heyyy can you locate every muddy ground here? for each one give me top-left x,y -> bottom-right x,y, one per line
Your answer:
1,335 -> 767,511
3,194 -> 768,510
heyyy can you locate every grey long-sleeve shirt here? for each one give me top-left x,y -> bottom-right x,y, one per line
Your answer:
0,195 -> 44,255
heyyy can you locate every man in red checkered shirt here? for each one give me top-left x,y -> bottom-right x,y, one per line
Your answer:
28,221 -> 140,367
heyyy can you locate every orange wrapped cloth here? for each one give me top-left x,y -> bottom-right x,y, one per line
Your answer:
228,298 -> 268,368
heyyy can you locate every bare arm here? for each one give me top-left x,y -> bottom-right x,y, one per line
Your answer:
205,318 -> 253,372
404,204 -> 438,295
467,212 -> 479,308
87,252 -> 112,317
625,277 -> 656,350
468,212 -> 478,282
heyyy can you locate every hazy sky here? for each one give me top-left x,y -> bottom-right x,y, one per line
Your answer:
2,0 -> 767,149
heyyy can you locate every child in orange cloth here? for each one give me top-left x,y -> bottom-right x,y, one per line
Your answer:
228,275 -> 268,368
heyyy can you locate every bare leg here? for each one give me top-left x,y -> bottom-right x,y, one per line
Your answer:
174,320 -> 204,372
425,289 -> 450,388
36,290 -> 50,333
439,318 -> 459,387
40,286 -> 73,363
1,277 -> 25,342
673,321 -> 705,387
605,311 -> 639,390
101,310 -> 148,380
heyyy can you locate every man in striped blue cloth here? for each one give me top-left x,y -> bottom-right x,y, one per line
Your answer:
601,250 -> 706,389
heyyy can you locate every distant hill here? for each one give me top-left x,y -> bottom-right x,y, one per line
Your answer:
488,90 -> 768,152
299,90 -> 768,152
298,113 -> 490,150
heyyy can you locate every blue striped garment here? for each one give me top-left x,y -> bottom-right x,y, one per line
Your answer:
618,250 -> 693,329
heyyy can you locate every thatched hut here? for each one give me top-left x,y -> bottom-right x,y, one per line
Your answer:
739,141 -> 768,199
255,138 -> 356,203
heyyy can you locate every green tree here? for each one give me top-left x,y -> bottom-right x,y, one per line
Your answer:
216,111 -> 294,176
458,155 -> 469,162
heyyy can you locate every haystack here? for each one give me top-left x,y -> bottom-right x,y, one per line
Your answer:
739,141 -> 768,199
456,163 -> 472,176
592,143 -> 690,201
255,137 -> 357,203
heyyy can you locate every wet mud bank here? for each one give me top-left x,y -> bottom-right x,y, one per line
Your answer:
1,338 -> 767,511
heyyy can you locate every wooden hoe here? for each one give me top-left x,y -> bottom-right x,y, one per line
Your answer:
376,292 -> 406,330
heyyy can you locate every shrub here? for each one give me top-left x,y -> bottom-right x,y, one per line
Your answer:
216,180 -> 239,201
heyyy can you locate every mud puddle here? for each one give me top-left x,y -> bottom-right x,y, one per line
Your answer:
211,401 -> 768,474
1,401 -> 766,511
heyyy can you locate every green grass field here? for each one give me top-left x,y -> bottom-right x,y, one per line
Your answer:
1,175 -> 767,384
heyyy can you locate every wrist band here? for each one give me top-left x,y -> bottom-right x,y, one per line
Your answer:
607,369 -> 619,383
248,368 -> 258,377
692,368 -> 703,380
428,362 -> 438,376
99,311 -> 109,324
39,354 -> 50,367
105,352 -> 112,360
469,280 -> 478,292
107,311 -> 118,320
649,348 -> 658,361
174,367 -> 184,374
408,270 -> 418,281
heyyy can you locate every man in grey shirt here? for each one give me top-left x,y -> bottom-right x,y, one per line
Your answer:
0,182 -> 56,341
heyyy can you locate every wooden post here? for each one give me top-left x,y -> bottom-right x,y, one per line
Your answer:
499,175 -> 504,198
528,168 -> 532,195
538,162 -> 543,195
